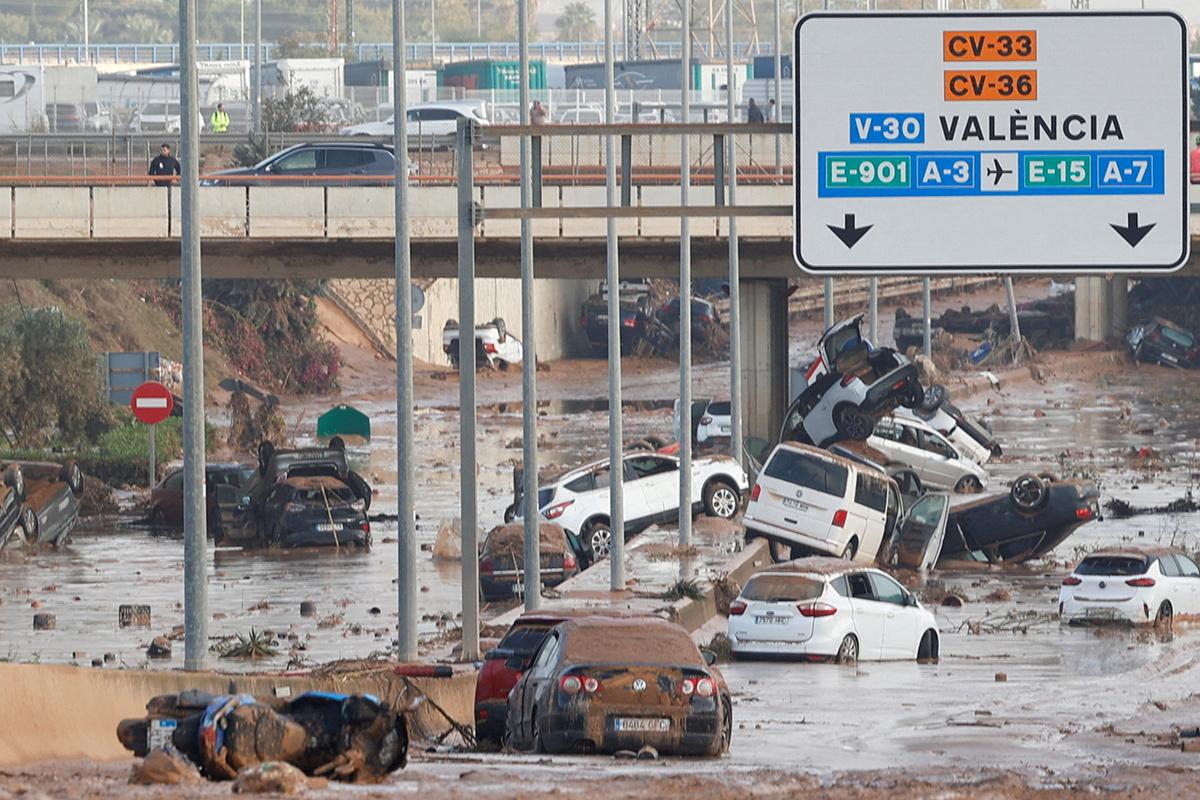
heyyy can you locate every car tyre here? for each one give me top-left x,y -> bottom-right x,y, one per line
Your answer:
61,461 -> 85,497
1009,473 -> 1048,513
19,506 -> 38,544
703,480 -> 740,520
833,405 -> 874,442
531,710 -> 544,754
917,629 -> 939,662
4,464 -> 25,502
954,475 -> 983,494
919,384 -> 948,412
721,696 -> 733,754
835,634 -> 859,664
583,520 -> 612,559
492,317 -> 507,342
503,503 -> 516,524
150,506 -> 168,531
840,538 -> 858,561
257,441 -> 275,477
1155,601 -> 1174,631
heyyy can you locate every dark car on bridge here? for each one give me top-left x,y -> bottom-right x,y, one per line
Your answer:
201,142 -> 397,187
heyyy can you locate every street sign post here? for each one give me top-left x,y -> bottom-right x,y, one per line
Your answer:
130,380 -> 174,489
793,11 -> 1189,274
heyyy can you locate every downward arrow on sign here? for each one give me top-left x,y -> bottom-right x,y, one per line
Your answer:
1110,212 -> 1155,248
827,214 -> 872,249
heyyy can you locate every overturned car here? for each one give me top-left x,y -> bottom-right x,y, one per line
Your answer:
116,688 -> 416,783
0,460 -> 84,551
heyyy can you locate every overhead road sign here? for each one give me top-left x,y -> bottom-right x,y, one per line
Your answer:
793,11 -> 1189,274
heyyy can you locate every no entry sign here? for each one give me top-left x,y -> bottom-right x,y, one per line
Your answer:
793,11 -> 1189,273
130,381 -> 174,425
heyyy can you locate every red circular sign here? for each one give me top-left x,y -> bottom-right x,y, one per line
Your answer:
130,381 -> 175,425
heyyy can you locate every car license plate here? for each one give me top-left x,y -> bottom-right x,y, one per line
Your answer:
1085,607 -> 1118,619
781,497 -> 808,511
316,523 -> 342,532
755,615 -> 787,625
512,582 -> 524,595
614,717 -> 670,733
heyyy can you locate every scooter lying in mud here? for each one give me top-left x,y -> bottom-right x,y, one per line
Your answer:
116,689 -> 421,783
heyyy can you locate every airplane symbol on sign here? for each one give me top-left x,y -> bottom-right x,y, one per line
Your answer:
985,157 -> 1013,186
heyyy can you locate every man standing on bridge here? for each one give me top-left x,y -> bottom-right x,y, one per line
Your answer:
209,103 -> 230,134
746,98 -> 764,124
148,143 -> 180,187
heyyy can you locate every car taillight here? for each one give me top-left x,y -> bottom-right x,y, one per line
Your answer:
479,557 -> 494,575
560,675 -> 582,694
484,342 -> 497,353
695,678 -> 716,698
582,676 -> 601,693
543,500 -> 574,520
564,552 -> 578,570
680,678 -> 695,696
622,317 -> 636,327
701,415 -> 713,425
360,522 -> 370,533
1062,576 -> 1082,586
1126,577 -> 1156,587
831,509 -> 848,528
1076,507 -> 1094,520
797,602 -> 837,617
750,484 -> 761,502
728,600 -> 747,616
892,379 -> 907,390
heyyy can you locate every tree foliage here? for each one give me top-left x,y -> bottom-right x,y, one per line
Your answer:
555,1 -> 597,43
0,307 -> 113,448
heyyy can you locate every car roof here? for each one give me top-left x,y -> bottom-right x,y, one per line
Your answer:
514,608 -> 637,625
286,141 -> 393,151
771,441 -> 886,479
753,557 -> 864,578
556,617 -> 702,665
1085,546 -> 1183,560
878,414 -> 936,434
554,452 -> 679,484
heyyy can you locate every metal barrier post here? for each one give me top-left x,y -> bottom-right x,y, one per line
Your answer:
823,277 -> 834,330
620,134 -> 632,206
531,136 -> 543,207
923,278 -> 932,358
392,0 -> 418,662
869,277 -> 879,344
713,133 -> 725,206
179,0 -> 208,672
726,0 -> 743,469
678,0 -> 693,548
456,118 -> 480,662
253,0 -> 262,133
519,0 -> 542,610
773,0 -> 783,174
605,0 -> 625,591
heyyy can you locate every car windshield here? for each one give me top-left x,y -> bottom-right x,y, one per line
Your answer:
1075,556 -> 1149,576
764,450 -> 848,496
497,622 -> 555,657
741,574 -> 824,602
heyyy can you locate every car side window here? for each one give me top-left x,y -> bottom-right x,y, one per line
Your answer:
627,457 -> 675,480
847,573 -> 874,600
324,148 -> 368,170
274,149 -> 320,172
897,423 -> 919,447
830,575 -> 850,597
1159,556 -> 1183,578
920,432 -> 955,459
870,573 -> 908,606
853,473 -> 888,513
563,474 -> 594,494
164,471 -> 184,491
532,632 -> 560,672
1176,555 -> 1200,578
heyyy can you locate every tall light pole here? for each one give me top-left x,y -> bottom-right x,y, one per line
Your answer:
240,0 -> 245,56
82,0 -> 89,56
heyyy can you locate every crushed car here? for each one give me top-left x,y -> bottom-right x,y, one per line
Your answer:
1059,547 -> 1199,628
889,474 -> 1100,568
514,452 -> 747,558
479,522 -> 583,602
784,314 -> 923,447
116,688 -> 417,783
442,317 -> 523,370
149,463 -> 255,540
895,385 -> 1001,462
0,464 -> 26,551
868,415 -> 988,493
1128,318 -> 1199,369
504,616 -> 732,756
226,443 -> 373,549
580,281 -> 656,356
728,559 -> 939,663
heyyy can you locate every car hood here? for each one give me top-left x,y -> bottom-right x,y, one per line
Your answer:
205,167 -> 257,177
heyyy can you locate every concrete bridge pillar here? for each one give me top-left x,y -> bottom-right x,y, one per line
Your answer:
1074,276 -> 1127,342
738,278 -> 790,445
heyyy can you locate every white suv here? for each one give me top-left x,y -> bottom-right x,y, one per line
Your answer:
530,453 -> 748,558
868,416 -> 988,493
744,443 -> 901,564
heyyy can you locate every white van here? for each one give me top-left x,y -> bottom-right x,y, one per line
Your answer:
743,443 -> 900,564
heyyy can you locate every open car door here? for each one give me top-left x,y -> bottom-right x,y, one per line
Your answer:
892,492 -> 951,571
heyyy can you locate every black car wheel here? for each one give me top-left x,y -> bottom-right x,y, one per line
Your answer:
721,696 -> 733,753
834,405 -> 874,442
4,464 -> 24,503
503,503 -> 517,524
1010,473 -> 1048,513
840,538 -> 858,561
917,629 -> 939,662
531,709 -> 544,754
61,461 -> 85,497
19,506 -> 38,544
1156,601 -> 1174,631
584,520 -> 613,559
919,384 -> 948,412
954,475 -> 983,494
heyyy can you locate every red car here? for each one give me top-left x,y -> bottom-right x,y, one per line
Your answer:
475,609 -> 633,744
149,464 -> 254,539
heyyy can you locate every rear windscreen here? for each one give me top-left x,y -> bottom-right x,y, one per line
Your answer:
498,623 -> 554,657
1075,556 -> 1149,576
294,485 -> 356,505
764,450 -> 848,497
742,574 -> 824,602
1161,326 -> 1194,348
707,401 -> 731,415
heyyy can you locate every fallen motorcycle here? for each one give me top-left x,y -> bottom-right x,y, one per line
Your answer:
117,689 -> 420,783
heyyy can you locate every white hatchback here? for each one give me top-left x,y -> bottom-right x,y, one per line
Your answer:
868,415 -> 989,493
744,443 -> 901,564
1060,547 -> 1200,628
728,559 -> 940,662
531,453 -> 748,558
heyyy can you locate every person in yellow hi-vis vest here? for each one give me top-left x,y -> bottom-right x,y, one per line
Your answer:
209,103 -> 230,133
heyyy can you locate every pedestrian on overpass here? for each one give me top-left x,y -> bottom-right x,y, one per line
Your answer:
148,143 -> 180,187
209,103 -> 230,134
766,98 -> 777,123
530,100 -> 547,125
747,98 -> 764,124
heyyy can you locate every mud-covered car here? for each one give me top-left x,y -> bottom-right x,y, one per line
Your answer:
785,314 -> 923,447
0,463 -> 26,551
149,464 -> 255,540
1128,319 -> 1200,369
116,688 -> 416,782
12,460 -> 84,548
580,286 -> 655,355
505,616 -> 732,756
479,522 -> 581,602
229,443 -> 372,549
890,475 -> 1100,568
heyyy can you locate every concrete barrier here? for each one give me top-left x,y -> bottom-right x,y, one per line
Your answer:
560,185 -> 636,238
327,186 -> 393,237
411,186 -> 472,239
0,662 -> 477,767
168,186 -> 248,238
92,187 -> 169,238
248,187 -> 325,238
480,185 -> 558,239
640,185 -> 718,238
13,187 -> 90,238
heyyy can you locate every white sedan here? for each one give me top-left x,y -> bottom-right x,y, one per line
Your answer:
531,452 -> 748,558
1060,547 -> 1200,628
728,559 -> 940,662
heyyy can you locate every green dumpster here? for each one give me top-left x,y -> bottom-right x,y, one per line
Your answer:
317,405 -> 371,443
